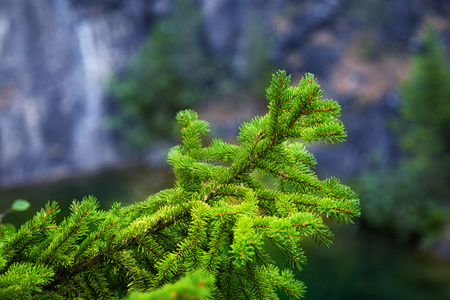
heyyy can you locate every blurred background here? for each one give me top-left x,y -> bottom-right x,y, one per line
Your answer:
1,0 -> 450,299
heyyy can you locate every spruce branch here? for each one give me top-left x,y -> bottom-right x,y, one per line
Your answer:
0,70 -> 359,299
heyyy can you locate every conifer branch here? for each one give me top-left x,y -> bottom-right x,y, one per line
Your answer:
0,70 -> 359,299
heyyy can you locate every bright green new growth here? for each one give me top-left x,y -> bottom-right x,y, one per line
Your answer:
0,71 -> 359,299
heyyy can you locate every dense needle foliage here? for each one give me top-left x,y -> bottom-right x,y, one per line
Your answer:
0,71 -> 359,299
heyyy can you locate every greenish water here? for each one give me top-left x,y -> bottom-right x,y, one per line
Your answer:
1,167 -> 449,299
298,225 -> 450,300
0,166 -> 174,226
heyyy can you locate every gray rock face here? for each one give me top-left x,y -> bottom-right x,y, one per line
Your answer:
0,0 -> 153,187
0,0 -> 446,187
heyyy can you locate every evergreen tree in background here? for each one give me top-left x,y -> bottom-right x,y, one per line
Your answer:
399,25 -> 450,188
108,2 -> 274,151
0,71 -> 359,299
356,25 -> 450,244
108,1 -> 274,151
108,1 -> 206,150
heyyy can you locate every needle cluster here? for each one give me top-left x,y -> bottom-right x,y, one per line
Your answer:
0,70 -> 359,299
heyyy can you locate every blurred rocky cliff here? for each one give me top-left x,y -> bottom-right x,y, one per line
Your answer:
0,0 -> 155,187
0,0 -> 449,187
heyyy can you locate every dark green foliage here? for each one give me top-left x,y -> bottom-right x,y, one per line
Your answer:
108,2 -> 274,150
398,25 -> 450,182
108,1 -> 206,150
0,71 -> 359,299
355,170 -> 444,244
356,26 -> 450,244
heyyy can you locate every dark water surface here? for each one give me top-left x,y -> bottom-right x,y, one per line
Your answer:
0,166 -> 174,226
1,167 -> 449,299
297,225 -> 450,300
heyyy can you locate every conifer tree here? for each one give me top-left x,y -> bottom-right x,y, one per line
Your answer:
0,71 -> 359,299
399,25 -> 450,185
356,26 -> 450,243
108,1 -> 205,150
